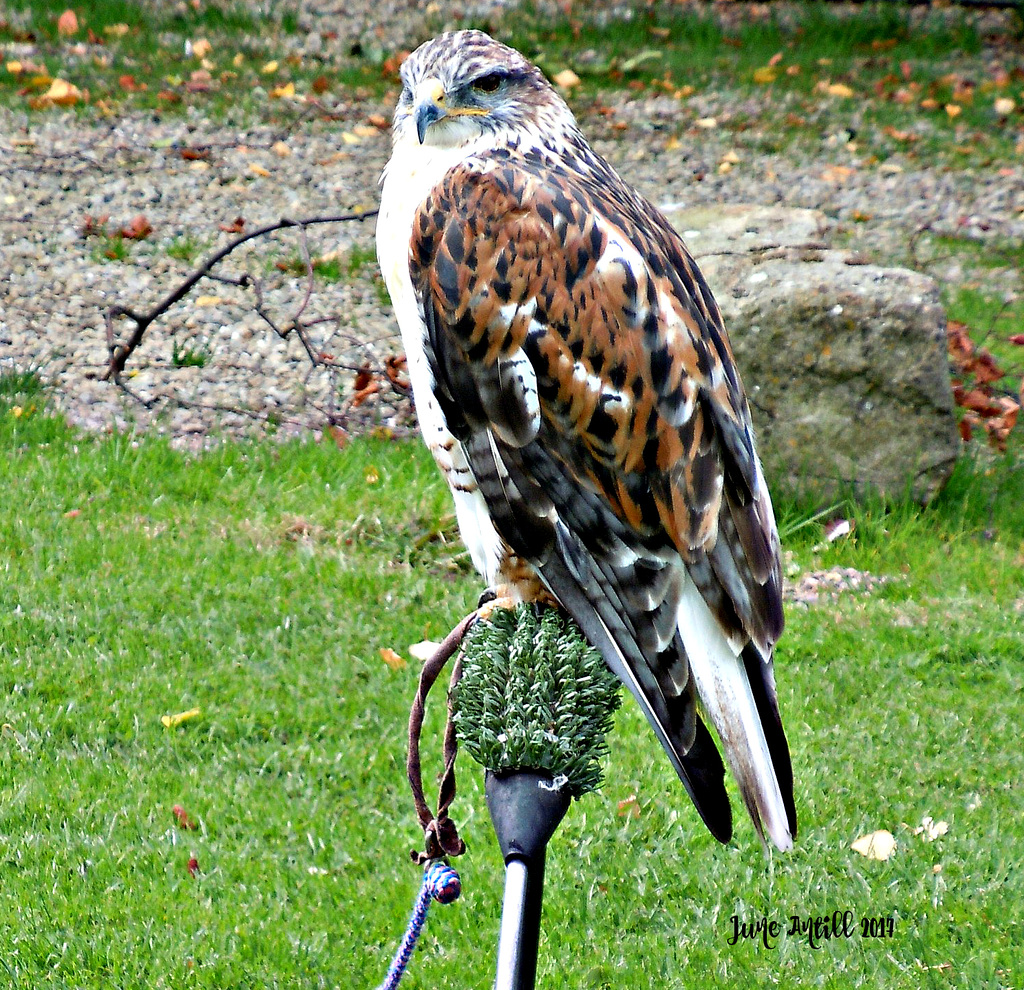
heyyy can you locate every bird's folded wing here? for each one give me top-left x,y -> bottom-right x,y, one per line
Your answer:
409,150 -> 794,845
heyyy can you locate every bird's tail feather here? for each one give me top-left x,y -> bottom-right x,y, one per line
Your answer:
676,577 -> 795,851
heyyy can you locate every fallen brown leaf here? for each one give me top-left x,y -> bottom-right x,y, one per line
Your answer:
120,214 -> 152,240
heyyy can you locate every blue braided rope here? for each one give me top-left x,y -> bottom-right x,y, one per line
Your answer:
377,862 -> 461,990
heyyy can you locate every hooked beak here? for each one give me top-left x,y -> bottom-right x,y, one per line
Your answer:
413,78 -> 448,144
415,100 -> 448,143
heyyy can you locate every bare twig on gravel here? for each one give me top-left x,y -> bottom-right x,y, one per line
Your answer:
103,209 -> 378,382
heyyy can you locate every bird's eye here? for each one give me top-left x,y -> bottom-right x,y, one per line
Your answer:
472,73 -> 504,94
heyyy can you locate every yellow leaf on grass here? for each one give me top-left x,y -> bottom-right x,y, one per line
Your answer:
851,829 -> 896,860
269,81 -> 295,99
104,23 -> 130,37
912,816 -> 949,841
191,38 -> 212,58
39,78 -> 83,106
553,68 -> 580,91
753,66 -> 777,85
827,82 -> 854,98
261,60 -> 279,75
945,103 -> 962,118
379,647 -> 407,671
6,61 -> 22,74
994,97 -> 1015,115
408,641 -> 441,662
161,707 -> 201,728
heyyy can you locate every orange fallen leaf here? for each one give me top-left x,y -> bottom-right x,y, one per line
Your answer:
35,78 -> 83,107
185,69 -> 213,92
248,163 -> 270,177
617,794 -> 641,818
191,38 -> 212,58
120,214 -> 152,240
821,164 -> 856,183
379,647 -> 407,671
219,216 -> 245,233
384,355 -> 410,391
353,382 -> 381,407
172,804 -> 198,830
57,9 -> 78,35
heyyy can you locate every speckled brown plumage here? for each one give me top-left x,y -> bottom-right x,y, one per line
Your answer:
378,29 -> 795,850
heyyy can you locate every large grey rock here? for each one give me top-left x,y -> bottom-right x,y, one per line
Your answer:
664,204 -> 959,504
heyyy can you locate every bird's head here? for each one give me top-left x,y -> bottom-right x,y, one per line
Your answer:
392,30 -> 576,150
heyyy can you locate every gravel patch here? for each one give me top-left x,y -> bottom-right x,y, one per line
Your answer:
2,2 -> 1022,445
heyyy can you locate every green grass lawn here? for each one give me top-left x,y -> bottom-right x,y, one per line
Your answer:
1,377 -> 1022,988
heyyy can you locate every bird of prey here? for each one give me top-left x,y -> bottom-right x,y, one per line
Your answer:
377,30 -> 796,851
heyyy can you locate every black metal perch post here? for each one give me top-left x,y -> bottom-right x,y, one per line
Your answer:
487,771 -> 571,990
